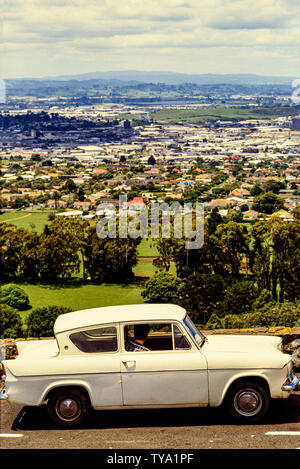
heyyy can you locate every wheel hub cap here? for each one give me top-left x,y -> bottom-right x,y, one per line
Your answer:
235,390 -> 262,416
58,398 -> 79,419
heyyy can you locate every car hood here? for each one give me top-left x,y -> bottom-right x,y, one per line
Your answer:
201,334 -> 289,369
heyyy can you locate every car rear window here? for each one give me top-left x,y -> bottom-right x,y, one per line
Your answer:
70,326 -> 118,353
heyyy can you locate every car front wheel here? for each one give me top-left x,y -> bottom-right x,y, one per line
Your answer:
225,381 -> 270,424
47,388 -> 90,428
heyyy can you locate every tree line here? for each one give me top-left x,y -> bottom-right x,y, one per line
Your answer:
0,212 -> 299,335
152,210 -> 300,301
0,217 -> 139,283
1,212 -> 299,299
142,210 -> 300,327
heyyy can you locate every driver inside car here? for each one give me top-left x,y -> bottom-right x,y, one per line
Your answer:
125,324 -> 150,352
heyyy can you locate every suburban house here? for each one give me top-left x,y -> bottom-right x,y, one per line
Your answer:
229,188 -> 251,198
272,210 -> 294,221
73,200 -> 94,211
205,199 -> 232,209
123,197 -> 146,211
243,210 -> 259,220
47,199 -> 68,209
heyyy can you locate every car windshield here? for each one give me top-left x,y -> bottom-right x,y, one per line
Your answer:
183,315 -> 206,348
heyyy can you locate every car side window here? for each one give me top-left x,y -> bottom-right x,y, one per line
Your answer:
70,326 -> 118,353
124,323 -> 191,351
173,324 -> 191,350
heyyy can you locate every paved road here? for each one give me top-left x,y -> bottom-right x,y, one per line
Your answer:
1,393 -> 300,450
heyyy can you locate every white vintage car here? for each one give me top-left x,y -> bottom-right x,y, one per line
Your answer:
0,304 -> 299,428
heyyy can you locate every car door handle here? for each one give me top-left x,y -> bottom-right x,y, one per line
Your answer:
122,360 -> 136,365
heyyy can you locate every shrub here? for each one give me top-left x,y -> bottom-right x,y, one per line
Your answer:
221,314 -> 246,329
221,301 -> 300,329
26,305 -> 72,338
141,272 -> 182,304
0,284 -> 30,311
179,273 -> 225,324
252,289 -> 275,312
256,302 -> 300,327
221,280 -> 259,316
205,313 -> 223,330
0,304 -> 23,338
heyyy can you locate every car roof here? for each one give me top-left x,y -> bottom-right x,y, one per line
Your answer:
54,304 -> 187,334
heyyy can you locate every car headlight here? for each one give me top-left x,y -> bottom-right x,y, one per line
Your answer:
277,339 -> 283,352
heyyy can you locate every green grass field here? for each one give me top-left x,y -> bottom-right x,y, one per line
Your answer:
5,282 -> 145,322
150,106 -> 300,123
0,212 -> 50,234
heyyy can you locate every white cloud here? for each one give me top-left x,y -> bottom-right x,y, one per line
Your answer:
2,0 -> 300,77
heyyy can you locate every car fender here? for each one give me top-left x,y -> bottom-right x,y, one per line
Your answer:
208,369 -> 272,407
42,378 -> 94,406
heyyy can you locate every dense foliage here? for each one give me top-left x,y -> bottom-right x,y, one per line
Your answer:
143,216 -> 300,327
26,305 -> 72,338
0,217 -> 139,283
0,304 -> 23,338
84,225 -> 139,282
0,284 -> 30,310
141,272 -> 182,304
1,213 -> 299,335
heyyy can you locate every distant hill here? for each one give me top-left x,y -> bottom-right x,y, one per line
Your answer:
4,71 -> 296,102
11,70 -> 295,86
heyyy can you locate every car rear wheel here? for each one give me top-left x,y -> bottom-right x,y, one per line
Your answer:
225,381 -> 270,424
47,388 -> 90,428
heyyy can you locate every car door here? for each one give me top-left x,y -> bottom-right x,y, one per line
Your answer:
120,322 -> 208,406
68,324 -> 123,407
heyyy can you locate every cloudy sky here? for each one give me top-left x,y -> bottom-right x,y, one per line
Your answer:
2,0 -> 300,78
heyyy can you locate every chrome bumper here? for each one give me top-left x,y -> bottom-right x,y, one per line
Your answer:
281,371 -> 299,391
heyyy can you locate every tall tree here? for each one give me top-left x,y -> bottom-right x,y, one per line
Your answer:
252,191 -> 284,214
179,273 -> 225,325
251,218 -> 300,302
0,224 -> 27,278
53,217 -> 90,280
214,222 -> 250,277
37,219 -> 81,281
84,225 -> 139,283
19,230 -> 41,279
